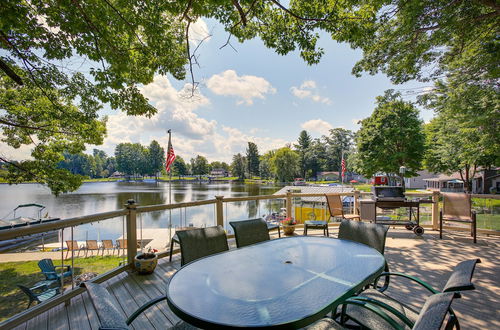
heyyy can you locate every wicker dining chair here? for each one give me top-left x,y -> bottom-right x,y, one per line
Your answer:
176,225 -> 229,266
101,239 -> 115,256
440,193 -> 477,243
229,218 -> 270,248
65,240 -> 82,259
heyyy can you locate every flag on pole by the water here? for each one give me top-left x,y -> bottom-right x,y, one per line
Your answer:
166,130 -> 176,172
341,155 -> 346,180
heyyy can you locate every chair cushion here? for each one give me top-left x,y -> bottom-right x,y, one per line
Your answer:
306,317 -> 345,330
344,289 -> 418,330
344,214 -> 360,220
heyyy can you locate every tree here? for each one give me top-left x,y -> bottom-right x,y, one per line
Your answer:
191,155 -> 209,179
295,130 -> 312,178
323,128 -> 354,172
231,153 -> 247,181
355,90 -> 425,187
172,156 -> 188,177
93,149 -> 108,178
246,142 -> 260,178
421,82 -> 499,192
271,147 -> 300,183
148,140 -> 165,179
304,139 -> 327,178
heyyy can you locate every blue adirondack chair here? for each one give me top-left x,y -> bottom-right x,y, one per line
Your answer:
17,283 -> 60,308
38,258 -> 73,282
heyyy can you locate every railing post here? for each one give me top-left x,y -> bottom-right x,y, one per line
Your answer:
353,190 -> 360,214
431,191 -> 440,230
125,199 -> 137,265
286,191 -> 292,218
215,196 -> 224,227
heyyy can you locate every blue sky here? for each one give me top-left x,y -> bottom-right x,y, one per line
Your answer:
1,19 -> 435,163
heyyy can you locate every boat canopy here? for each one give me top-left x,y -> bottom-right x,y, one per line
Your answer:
14,203 -> 45,211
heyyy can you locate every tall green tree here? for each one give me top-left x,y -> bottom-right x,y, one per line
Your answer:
305,139 -> 327,178
147,140 -> 165,179
191,155 -> 209,179
231,153 -> 247,181
295,130 -> 312,178
271,147 -> 300,183
355,90 -> 425,187
323,128 -> 354,171
421,82 -> 499,192
172,156 -> 188,177
246,142 -> 260,178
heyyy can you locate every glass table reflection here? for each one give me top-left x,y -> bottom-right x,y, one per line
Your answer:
167,236 -> 385,329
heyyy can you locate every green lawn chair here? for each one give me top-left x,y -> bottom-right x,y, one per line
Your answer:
38,258 -> 73,282
17,282 -> 60,308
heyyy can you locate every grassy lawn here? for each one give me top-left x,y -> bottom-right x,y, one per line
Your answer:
0,256 -> 123,322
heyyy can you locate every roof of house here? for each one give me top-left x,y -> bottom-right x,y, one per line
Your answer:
423,172 -> 481,182
273,185 -> 354,202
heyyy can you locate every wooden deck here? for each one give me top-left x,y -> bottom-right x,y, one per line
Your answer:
8,228 -> 500,330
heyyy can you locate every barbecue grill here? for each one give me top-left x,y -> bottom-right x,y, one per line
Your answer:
360,186 -> 427,236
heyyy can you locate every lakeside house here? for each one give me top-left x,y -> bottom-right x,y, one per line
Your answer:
423,168 -> 500,193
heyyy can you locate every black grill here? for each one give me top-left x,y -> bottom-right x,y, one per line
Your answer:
371,186 -> 405,201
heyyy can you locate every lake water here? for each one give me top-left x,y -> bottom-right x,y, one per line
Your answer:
0,182 -> 284,242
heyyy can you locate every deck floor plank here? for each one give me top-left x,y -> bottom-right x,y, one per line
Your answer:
46,303 -> 69,330
80,290 -> 100,330
105,272 -> 152,330
120,271 -> 173,328
67,294 -> 92,330
130,268 -> 181,325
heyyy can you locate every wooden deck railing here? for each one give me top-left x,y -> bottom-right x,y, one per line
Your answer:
0,190 -> 498,329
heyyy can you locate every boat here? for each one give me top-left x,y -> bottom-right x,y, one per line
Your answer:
0,204 -> 60,252
293,178 -> 307,186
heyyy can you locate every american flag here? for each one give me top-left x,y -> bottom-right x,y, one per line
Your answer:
341,156 -> 346,179
165,130 -> 176,172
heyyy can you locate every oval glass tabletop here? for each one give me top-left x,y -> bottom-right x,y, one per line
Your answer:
167,236 -> 385,329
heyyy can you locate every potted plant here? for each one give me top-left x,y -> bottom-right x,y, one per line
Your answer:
134,249 -> 158,275
280,217 -> 297,236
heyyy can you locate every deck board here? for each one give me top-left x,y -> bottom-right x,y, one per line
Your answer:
9,229 -> 500,330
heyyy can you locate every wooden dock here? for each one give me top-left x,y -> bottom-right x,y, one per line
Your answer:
8,228 -> 500,330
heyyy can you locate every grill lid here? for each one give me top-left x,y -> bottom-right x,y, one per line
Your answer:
372,186 -> 405,201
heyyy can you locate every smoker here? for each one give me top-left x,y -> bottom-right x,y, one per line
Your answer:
360,186 -> 425,236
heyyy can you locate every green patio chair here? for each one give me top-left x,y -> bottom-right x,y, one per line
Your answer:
82,282 -> 195,329
176,225 -> 229,266
17,283 -> 60,308
338,219 -> 391,289
229,218 -> 270,248
307,292 -> 461,330
342,259 -> 480,330
38,258 -> 73,282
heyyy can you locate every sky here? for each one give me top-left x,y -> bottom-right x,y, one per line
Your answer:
2,18 -> 435,164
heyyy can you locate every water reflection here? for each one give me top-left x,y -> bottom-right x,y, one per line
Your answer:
0,182 -> 283,241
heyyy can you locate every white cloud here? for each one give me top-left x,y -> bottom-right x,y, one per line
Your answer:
206,70 -> 276,105
301,119 -> 333,135
290,80 -> 332,105
0,141 -> 33,161
188,19 -> 211,44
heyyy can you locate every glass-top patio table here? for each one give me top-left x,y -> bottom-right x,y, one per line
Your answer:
166,236 -> 385,329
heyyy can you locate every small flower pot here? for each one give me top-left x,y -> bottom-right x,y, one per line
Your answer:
282,225 -> 296,236
134,253 -> 158,275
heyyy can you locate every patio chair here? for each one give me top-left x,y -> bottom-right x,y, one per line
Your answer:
307,292 -> 461,330
82,282 -> 195,330
341,259 -> 480,330
267,222 -> 281,237
440,192 -> 477,243
117,239 -> 127,255
176,225 -> 229,266
229,218 -> 270,248
169,226 -> 199,262
101,239 -> 115,255
325,193 -> 361,221
18,283 -> 60,309
338,219 -> 390,289
65,240 -> 82,259
38,258 -> 73,282
85,240 -> 100,257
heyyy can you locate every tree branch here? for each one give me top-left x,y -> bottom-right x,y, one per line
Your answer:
232,0 -> 247,26
0,57 -> 23,85
268,0 -> 363,22
0,118 -> 77,135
